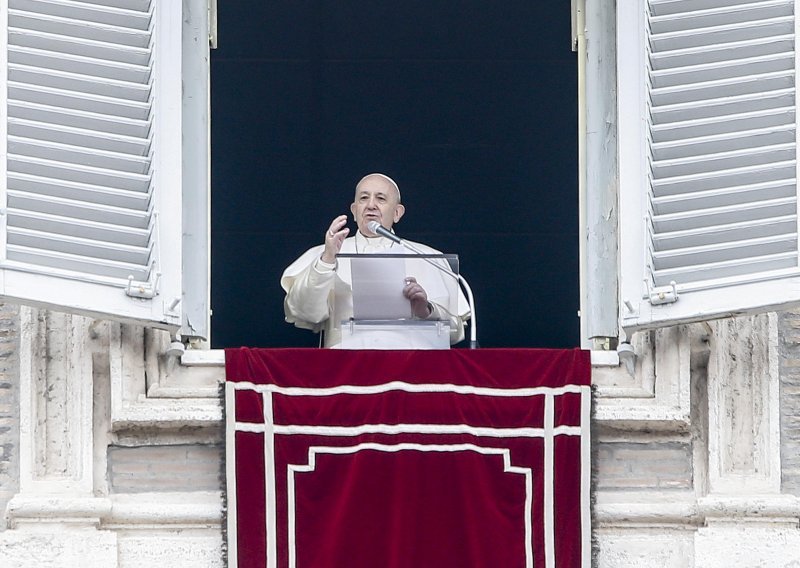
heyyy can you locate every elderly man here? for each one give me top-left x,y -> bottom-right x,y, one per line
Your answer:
281,173 -> 470,347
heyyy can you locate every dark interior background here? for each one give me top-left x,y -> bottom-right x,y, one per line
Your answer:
210,2 -> 579,348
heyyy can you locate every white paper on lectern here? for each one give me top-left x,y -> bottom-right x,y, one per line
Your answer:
350,254 -> 412,320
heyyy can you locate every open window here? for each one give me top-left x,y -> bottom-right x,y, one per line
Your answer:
616,0 -> 800,333
1,0 -> 209,338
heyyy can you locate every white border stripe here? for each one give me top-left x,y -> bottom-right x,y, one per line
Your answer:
235,422 -> 583,438
287,443 -> 534,568
580,387 -> 592,567
225,382 -> 238,567
230,380 -> 585,397
544,393 -> 555,568
263,391 -> 277,568
229,381 -> 592,566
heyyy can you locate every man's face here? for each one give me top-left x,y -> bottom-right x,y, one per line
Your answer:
350,176 -> 405,236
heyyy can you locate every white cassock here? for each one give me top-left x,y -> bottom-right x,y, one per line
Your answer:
281,231 -> 470,347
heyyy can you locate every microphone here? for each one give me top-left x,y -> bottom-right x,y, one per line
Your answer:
366,220 -> 478,348
367,221 -> 401,243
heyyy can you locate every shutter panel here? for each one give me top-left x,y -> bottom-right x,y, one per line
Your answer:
1,0 -> 184,328
618,0 -> 800,331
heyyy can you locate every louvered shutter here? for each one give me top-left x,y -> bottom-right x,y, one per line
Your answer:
618,0 -> 800,331
1,0 -> 185,328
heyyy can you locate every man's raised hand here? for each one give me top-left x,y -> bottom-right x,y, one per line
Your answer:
321,215 -> 349,264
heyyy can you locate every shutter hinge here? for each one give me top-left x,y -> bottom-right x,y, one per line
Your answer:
646,280 -> 679,305
125,271 -> 161,299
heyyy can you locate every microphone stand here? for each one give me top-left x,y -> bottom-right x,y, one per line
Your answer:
368,223 -> 479,348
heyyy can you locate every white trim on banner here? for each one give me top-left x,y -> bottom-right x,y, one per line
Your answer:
225,382 -> 239,567
230,381 -> 592,568
229,380 -> 586,397
580,386 -> 591,568
263,391 -> 277,568
286,443 -> 535,568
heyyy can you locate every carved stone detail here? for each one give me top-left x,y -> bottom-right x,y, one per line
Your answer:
706,313 -> 780,494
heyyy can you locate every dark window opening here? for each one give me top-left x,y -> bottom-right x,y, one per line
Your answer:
210,3 -> 578,348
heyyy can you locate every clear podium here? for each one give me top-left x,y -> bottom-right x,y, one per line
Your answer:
333,252 -> 460,350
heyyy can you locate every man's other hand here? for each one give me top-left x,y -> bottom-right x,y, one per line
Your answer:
403,277 -> 431,319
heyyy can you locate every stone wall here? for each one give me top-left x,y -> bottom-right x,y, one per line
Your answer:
595,313 -> 800,567
108,445 -> 222,493
0,304 -> 19,527
0,308 -> 224,568
780,308 -> 800,496
3,305 -> 800,566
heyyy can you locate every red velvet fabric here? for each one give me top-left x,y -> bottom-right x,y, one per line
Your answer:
227,348 -> 590,568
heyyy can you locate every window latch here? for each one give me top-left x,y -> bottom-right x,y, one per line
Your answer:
125,271 -> 161,299
646,280 -> 679,305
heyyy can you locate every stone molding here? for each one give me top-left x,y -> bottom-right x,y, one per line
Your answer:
109,324 -> 223,430
593,324 -> 698,430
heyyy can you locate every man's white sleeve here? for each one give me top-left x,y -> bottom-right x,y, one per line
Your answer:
284,258 -> 336,326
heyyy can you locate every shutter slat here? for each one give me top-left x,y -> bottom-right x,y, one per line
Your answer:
9,82 -> 150,120
651,0 -> 775,17
73,0 -> 153,12
653,251 -> 797,285
651,142 -> 795,178
653,215 -> 796,249
8,10 -> 151,48
652,88 -> 794,122
7,189 -> 150,228
651,17 -> 793,51
653,160 -> 795,195
9,136 -> 150,174
7,209 -> 150,247
9,45 -> 150,83
654,233 -> 797,269
651,52 -> 793,88
650,1 -> 792,34
9,117 -> 150,155
10,0 -> 152,30
8,172 -> 150,210
8,155 -> 150,192
652,106 -> 794,141
651,70 -> 794,106
653,196 -> 795,232
652,179 -> 795,214
6,244 -> 150,280
8,29 -> 150,65
652,124 -> 795,160
10,101 -> 150,138
8,227 -> 151,265
651,35 -> 794,69
9,63 -> 151,101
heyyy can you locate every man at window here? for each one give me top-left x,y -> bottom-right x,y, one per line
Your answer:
281,173 -> 470,347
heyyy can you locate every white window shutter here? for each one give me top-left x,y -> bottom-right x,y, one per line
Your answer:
618,0 -> 800,332
1,0 -> 188,329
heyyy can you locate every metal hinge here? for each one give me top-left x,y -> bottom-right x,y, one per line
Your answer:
646,280 -> 679,305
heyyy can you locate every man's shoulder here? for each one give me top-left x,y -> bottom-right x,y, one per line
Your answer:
403,238 -> 443,255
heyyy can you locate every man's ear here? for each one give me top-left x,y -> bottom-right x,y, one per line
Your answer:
350,202 -> 357,219
393,204 -> 405,223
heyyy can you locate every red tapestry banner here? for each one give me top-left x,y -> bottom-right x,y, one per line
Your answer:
225,348 -> 591,568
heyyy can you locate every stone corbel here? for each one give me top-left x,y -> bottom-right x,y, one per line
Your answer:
593,323 -> 701,430
108,323 -> 223,431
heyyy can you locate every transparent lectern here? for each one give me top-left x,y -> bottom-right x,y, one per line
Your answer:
333,252 -> 461,349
